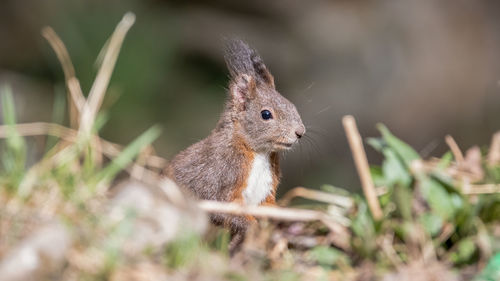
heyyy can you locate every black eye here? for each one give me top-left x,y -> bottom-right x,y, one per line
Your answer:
261,110 -> 273,120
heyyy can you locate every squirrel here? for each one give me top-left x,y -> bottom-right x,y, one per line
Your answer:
165,39 -> 305,254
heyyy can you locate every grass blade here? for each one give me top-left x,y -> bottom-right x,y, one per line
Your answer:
0,85 -> 27,191
95,125 -> 161,184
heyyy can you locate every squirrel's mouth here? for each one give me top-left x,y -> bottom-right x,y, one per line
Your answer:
274,142 -> 294,150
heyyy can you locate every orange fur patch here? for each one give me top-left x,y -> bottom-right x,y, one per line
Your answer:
229,133 -> 255,202
263,152 -> 280,205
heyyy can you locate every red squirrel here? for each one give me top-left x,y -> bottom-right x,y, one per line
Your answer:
166,39 -> 305,253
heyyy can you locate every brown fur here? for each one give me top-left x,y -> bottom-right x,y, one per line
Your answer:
167,39 -> 304,255
229,133 -> 255,202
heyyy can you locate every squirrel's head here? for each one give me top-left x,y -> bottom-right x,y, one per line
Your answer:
223,39 -> 305,153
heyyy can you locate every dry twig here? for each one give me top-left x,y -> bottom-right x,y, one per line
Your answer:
197,200 -> 349,231
279,186 -> 353,209
445,135 -> 464,163
462,184 -> 500,195
41,27 -> 86,128
79,12 -> 135,135
0,122 -> 167,171
379,233 -> 403,268
488,132 -> 500,165
342,115 -> 383,220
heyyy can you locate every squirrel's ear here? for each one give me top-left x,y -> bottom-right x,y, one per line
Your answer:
229,74 -> 256,111
224,39 -> 275,89
251,53 -> 275,89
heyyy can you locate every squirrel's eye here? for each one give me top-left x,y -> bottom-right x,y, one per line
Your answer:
261,110 -> 273,120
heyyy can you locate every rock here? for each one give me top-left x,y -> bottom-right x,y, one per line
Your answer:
0,222 -> 71,281
109,179 -> 207,255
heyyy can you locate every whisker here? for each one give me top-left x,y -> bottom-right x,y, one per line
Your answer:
419,138 -> 440,158
306,130 -> 329,139
305,125 -> 329,135
297,140 -> 313,173
301,135 -> 322,158
315,105 -> 332,115
299,82 -> 316,97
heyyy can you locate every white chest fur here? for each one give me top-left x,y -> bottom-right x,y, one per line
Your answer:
242,153 -> 273,206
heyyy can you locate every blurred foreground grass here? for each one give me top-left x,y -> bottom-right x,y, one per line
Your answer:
0,12 -> 499,281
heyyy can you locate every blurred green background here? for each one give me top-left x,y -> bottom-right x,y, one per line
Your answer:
1,0 -> 500,195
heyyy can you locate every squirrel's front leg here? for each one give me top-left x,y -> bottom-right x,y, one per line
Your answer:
230,194 -> 277,254
227,214 -> 255,256
225,197 -> 256,255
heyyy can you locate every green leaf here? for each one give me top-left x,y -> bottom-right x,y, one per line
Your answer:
377,124 -> 420,166
437,151 -> 453,169
393,184 -> 413,221
399,221 -> 417,241
165,231 -> 202,269
419,213 -> 443,237
474,252 -> 500,281
378,188 -> 392,207
486,165 -> 500,183
213,229 -> 231,255
382,148 -> 412,187
431,172 -> 459,194
366,137 -> 385,152
418,175 -> 455,221
370,166 -> 386,187
478,194 -> 500,222
351,198 -> 377,256
309,246 -> 349,268
449,237 -> 476,264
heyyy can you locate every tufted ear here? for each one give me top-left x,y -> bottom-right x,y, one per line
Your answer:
224,39 -> 275,88
250,51 -> 275,88
229,73 -> 256,111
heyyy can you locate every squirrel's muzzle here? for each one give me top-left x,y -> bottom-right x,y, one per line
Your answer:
295,124 -> 305,139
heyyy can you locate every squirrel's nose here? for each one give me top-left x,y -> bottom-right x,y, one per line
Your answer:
295,126 -> 305,139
